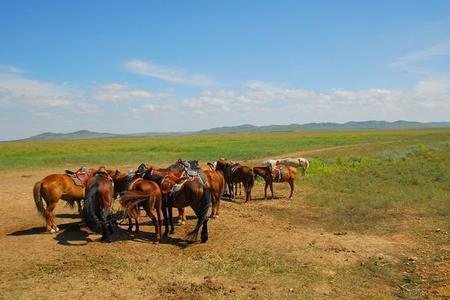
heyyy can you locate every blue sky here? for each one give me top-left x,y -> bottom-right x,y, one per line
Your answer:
1,1 -> 450,140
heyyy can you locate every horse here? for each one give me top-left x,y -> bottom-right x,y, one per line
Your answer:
215,159 -> 255,202
173,160 -> 225,219
159,174 -> 212,243
119,179 -> 163,244
82,167 -> 115,242
111,170 -> 163,235
253,166 -> 297,199
276,157 -> 310,175
33,167 -> 96,233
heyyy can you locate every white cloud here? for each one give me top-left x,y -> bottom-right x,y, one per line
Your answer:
0,72 -> 75,107
92,82 -> 167,102
389,41 -> 450,68
0,65 -> 24,74
123,59 -> 215,86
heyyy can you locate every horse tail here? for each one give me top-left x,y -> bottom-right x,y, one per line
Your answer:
82,182 -> 102,233
33,181 -> 45,217
119,190 -> 149,219
247,170 -> 255,192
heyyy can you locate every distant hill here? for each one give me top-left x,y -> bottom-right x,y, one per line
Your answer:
197,120 -> 450,134
22,120 -> 450,141
26,130 -> 121,140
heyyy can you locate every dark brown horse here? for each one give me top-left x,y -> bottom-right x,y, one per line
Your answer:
119,179 -> 163,244
253,166 -> 297,199
160,174 -> 212,243
33,167 -> 96,233
82,167 -> 115,242
215,160 -> 255,202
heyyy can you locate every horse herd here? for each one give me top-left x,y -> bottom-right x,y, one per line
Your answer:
32,157 -> 309,244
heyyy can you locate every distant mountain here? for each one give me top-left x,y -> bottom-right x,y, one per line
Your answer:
198,120 -> 450,134
21,120 -> 450,141
26,130 -> 121,140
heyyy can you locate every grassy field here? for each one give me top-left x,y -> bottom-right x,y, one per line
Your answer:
0,128 -> 449,299
1,128 -> 449,169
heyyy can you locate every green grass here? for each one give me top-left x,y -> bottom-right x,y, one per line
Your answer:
270,141 -> 450,235
1,128 -> 449,169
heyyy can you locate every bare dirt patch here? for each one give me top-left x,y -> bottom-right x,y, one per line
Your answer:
0,165 -> 447,299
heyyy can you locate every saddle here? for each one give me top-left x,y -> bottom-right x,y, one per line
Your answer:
65,167 -> 89,186
272,166 -> 284,182
231,163 -> 241,173
185,169 -> 207,186
170,178 -> 189,196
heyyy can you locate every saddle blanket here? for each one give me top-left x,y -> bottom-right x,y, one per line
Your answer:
272,166 -> 285,181
66,172 -> 89,186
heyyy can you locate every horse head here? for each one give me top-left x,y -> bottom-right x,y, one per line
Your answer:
188,160 -> 200,170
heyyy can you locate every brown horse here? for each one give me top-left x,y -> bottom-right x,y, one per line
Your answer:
33,168 -> 96,233
215,160 -> 255,202
160,174 -> 212,242
203,169 -> 225,218
253,166 -> 297,199
119,179 -> 163,244
82,167 -> 115,242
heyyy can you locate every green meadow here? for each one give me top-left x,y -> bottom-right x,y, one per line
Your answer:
0,128 -> 449,169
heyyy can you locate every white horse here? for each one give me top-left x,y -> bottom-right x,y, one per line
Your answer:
276,157 -> 309,175
262,159 -> 278,170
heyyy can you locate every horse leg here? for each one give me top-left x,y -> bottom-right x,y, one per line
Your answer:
143,205 -> 159,244
76,199 -> 83,214
127,216 -> 133,232
200,218 -> 209,243
264,181 -> 268,200
156,206 -> 163,242
228,183 -> 234,200
45,201 -> 59,233
134,218 -> 140,233
162,202 -> 170,238
244,182 -> 250,202
168,206 -> 175,234
215,194 -> 221,218
239,183 -> 242,196
288,179 -> 294,199
177,208 -> 186,225
210,197 -> 216,218
100,211 -> 112,243
270,181 -> 274,199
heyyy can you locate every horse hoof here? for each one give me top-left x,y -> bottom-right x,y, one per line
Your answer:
50,228 -> 56,233
153,240 -> 160,245
55,227 -> 60,232
201,238 -> 208,243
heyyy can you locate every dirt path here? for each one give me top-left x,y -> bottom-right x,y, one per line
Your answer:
244,141 -> 396,165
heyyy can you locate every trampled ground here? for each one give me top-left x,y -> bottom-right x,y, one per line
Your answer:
0,130 -> 449,299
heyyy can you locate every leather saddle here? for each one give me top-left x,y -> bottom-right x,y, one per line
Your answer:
65,168 -> 89,186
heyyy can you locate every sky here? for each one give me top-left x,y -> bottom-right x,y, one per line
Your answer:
1,1 -> 450,140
